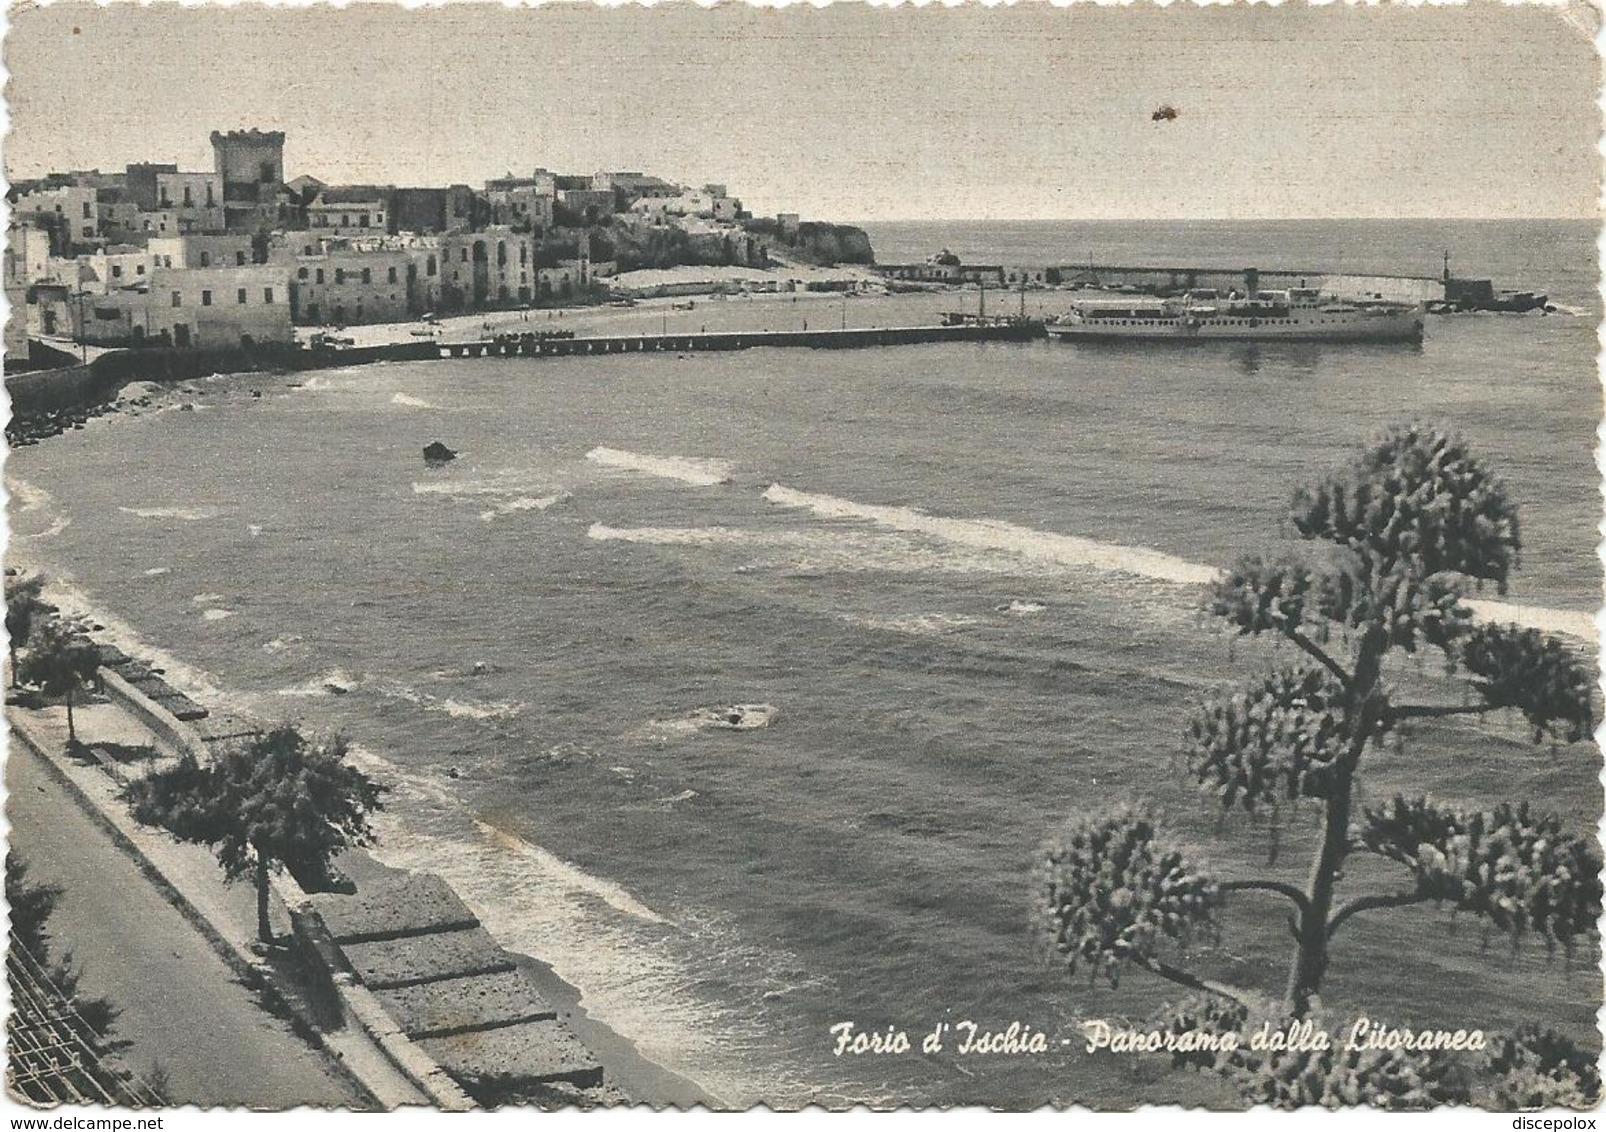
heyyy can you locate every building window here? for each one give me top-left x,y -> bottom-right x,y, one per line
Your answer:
426,255 -> 437,276
82,201 -> 92,219
201,290 -> 213,306
206,183 -> 215,206
336,269 -> 345,284
236,251 -> 246,266
171,291 -> 182,307
111,265 -> 123,278
263,287 -> 274,304
497,242 -> 507,266
136,264 -> 145,275
387,266 -> 397,284
316,268 -> 325,284
183,185 -> 193,206
361,268 -> 371,284
298,267 -> 309,280
236,288 -> 247,304
460,249 -> 467,263
520,245 -> 527,265
359,213 -> 369,228
200,251 -> 211,267
260,161 -> 274,184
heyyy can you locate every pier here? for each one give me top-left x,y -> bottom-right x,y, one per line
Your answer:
417,321 -> 1043,362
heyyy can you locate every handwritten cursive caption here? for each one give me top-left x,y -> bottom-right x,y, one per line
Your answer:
827,1017 -> 1488,1057
830,1020 -> 1050,1056
1080,1017 -> 1487,1055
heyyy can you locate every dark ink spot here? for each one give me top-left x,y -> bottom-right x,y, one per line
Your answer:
71,26 -> 81,35
1152,104 -> 1179,122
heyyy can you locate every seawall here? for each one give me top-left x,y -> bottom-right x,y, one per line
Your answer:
439,321 -> 1042,360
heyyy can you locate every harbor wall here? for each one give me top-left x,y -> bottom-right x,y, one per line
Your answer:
435,322 -> 1041,360
5,361 -> 118,415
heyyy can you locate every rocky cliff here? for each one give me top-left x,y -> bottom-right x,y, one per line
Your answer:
742,219 -> 875,266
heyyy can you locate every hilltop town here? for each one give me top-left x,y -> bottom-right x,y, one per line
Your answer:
3,128 -> 877,363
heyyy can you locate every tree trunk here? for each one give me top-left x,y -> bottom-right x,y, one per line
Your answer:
256,856 -> 272,944
1286,782 -> 1354,1015
1285,627 -> 1388,1017
65,688 -> 75,742
9,643 -> 17,689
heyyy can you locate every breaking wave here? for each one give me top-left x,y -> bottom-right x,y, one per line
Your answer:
762,484 -> 1215,585
585,447 -> 734,487
587,522 -> 1081,577
758,484 -> 1595,642
480,495 -> 564,522
368,677 -> 524,721
339,744 -> 756,1106
1464,598 -> 1597,643
118,505 -> 216,522
844,612 -> 982,636
7,477 -> 51,512
276,669 -> 358,697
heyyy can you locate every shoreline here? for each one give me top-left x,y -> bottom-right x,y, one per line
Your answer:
3,570 -> 724,1110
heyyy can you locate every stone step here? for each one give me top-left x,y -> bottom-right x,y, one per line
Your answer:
341,926 -> 517,989
373,969 -> 557,1039
417,1018 -> 604,1093
308,872 -> 480,944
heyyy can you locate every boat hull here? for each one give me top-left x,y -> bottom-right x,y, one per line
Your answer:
1046,311 -> 1424,344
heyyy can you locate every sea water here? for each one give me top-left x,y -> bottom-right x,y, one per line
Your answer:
7,219 -> 1600,1108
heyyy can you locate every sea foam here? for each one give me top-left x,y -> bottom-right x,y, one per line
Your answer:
760,484 -> 1595,642
585,447 -> 734,487
480,495 -> 564,522
118,505 -> 216,522
762,484 -> 1216,585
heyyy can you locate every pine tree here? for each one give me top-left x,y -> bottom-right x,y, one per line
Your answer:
19,618 -> 100,742
124,725 -> 386,944
5,572 -> 46,689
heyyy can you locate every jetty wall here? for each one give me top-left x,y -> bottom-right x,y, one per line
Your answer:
435,322 -> 1040,360
5,361 -> 117,415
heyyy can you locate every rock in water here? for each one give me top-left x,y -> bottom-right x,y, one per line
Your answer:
423,441 -> 457,466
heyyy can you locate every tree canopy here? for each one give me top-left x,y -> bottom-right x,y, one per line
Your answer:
1037,424 -> 1600,1108
19,617 -> 101,740
125,725 -> 386,942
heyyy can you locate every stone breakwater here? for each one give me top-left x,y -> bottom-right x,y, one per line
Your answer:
297,872 -> 614,1108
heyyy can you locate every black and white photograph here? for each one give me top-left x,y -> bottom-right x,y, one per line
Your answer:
1,0 -> 1601,1117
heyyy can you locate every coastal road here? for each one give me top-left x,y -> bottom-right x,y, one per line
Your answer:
6,740 -> 365,1109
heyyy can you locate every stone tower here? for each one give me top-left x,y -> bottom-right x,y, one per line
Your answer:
211,130 -> 284,194
210,129 -> 286,231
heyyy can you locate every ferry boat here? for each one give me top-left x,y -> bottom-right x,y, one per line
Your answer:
1045,285 -> 1425,344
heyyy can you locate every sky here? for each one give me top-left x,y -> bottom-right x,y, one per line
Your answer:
3,1 -> 1600,221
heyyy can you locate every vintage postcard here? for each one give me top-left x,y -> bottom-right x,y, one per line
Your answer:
1,0 -> 1600,1119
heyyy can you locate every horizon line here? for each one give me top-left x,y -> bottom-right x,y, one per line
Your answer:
841,216 -> 1603,225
